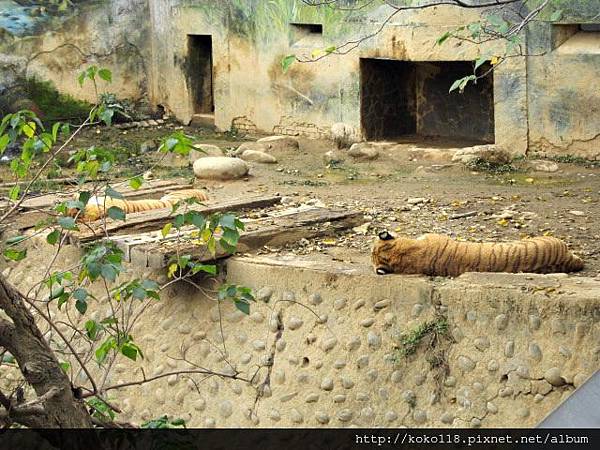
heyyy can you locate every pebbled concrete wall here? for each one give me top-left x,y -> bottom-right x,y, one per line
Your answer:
2,248 -> 599,428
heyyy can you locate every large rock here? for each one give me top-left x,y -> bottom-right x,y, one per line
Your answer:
452,144 -> 511,165
189,144 -> 224,163
193,157 -> 249,180
348,143 -> 379,161
407,147 -> 455,163
257,136 -> 299,152
232,142 -> 268,156
240,150 -> 277,164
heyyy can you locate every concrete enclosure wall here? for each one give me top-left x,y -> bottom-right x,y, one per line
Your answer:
0,0 -> 599,156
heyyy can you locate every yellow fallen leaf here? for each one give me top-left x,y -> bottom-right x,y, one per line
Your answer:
491,56 -> 500,65
322,239 -> 337,245
394,226 -> 402,232
497,218 -> 509,227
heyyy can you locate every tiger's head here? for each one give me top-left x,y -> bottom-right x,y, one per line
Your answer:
371,230 -> 424,275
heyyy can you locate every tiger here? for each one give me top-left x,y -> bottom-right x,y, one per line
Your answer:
70,189 -> 209,222
371,231 -> 584,277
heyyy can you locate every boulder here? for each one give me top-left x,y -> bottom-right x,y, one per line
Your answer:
452,144 -> 511,165
232,142 -> 268,156
348,143 -> 379,161
240,150 -> 277,164
407,147 -> 455,163
193,157 -> 249,181
189,144 -> 223,163
257,136 -> 299,152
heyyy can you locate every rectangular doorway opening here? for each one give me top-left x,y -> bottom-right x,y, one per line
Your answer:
360,59 -> 494,145
188,34 -> 214,114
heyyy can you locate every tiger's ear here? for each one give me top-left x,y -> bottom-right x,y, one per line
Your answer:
378,231 -> 394,241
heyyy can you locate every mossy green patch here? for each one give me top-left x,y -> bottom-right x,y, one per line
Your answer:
22,77 -> 93,123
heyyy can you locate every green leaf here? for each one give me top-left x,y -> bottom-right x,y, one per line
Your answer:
58,216 -> 78,231
49,286 -> 65,301
129,176 -> 143,190
85,320 -> 100,340
101,264 -> 118,282
75,298 -> 88,314
474,57 -> 487,71
59,362 -> 71,373
234,299 -> 250,315
436,31 -> 452,46
73,287 -> 88,302
46,229 -> 60,245
105,186 -> 123,199
107,206 -> 126,221
0,134 -> 9,153
95,337 -> 116,364
98,68 -> 113,83
190,263 -> 217,275
9,185 -> 20,202
78,72 -> 86,87
3,248 -> 26,261
161,223 -> 172,238
281,55 -> 296,73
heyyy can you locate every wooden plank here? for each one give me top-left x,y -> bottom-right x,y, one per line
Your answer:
129,207 -> 363,269
71,195 -> 282,244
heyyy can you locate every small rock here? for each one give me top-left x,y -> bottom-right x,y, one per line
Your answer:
348,143 -> 379,161
233,142 -> 268,156
407,197 -> 427,205
544,367 -> 565,386
324,149 -> 345,164
139,140 -> 158,153
320,377 -> 334,391
240,150 -> 277,164
193,157 -> 249,180
524,160 -> 559,173
569,210 -> 586,217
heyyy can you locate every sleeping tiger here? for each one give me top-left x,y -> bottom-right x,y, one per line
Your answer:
372,231 -> 584,277
70,189 -> 209,222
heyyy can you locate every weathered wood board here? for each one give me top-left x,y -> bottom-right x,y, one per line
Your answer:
71,195 -> 282,243
120,207 -> 363,269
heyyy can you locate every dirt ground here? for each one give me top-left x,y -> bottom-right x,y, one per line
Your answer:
3,122 -> 599,277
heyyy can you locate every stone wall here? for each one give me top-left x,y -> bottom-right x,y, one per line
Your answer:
2,247 -> 599,428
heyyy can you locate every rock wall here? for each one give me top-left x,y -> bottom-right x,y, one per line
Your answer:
2,246 -> 599,428
0,0 -> 151,109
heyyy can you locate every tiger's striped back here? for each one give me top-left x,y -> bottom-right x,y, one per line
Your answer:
372,232 -> 584,277
72,189 -> 209,222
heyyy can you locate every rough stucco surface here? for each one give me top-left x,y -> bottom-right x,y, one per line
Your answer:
0,0 -> 150,105
5,244 -> 598,428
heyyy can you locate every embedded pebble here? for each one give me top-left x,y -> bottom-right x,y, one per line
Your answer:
177,324 -> 192,334
402,390 -> 416,404
290,409 -> 303,424
499,387 -> 514,397
414,374 -> 426,386
320,378 -> 334,391
253,340 -> 266,351
440,412 -> 454,424
487,402 -> 498,414
458,355 -> 476,372
517,407 -> 530,418
276,339 -> 287,352
282,291 -> 295,302
505,341 -> 515,357
337,409 -> 353,422
360,318 -> 375,327
316,412 -> 330,424
373,299 -> 390,310
356,355 -> 369,368
366,369 -> 378,381
219,400 -> 233,418
487,359 -> 499,371
353,299 -> 365,310
471,418 -> 482,428
269,409 -> 281,421
495,314 -> 508,330
257,287 -> 273,302
391,371 -> 402,383
385,411 -> 398,422
474,337 -> 490,351
346,336 -> 361,351
367,331 -> 381,349
413,410 -> 427,424
320,337 -> 337,352
333,394 -> 346,403
534,394 -> 545,403
273,370 -> 286,384
193,399 -> 206,411
309,293 -> 323,305
356,392 -> 369,402
288,317 -> 303,330
280,392 -> 298,402
305,393 -> 319,403
333,360 -> 346,369
444,376 -> 456,387
341,376 -> 355,389
204,418 -> 216,428
250,312 -> 265,323
334,298 -> 347,310
529,314 -> 541,330
544,367 -> 564,386
529,343 -> 543,361
412,304 -> 424,317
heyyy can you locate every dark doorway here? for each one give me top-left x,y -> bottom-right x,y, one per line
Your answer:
188,35 -> 214,114
360,59 -> 494,144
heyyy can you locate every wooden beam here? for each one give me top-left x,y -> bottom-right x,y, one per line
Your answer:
71,195 -> 282,244
126,207 -> 363,269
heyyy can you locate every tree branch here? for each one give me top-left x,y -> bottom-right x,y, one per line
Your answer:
0,318 -> 15,350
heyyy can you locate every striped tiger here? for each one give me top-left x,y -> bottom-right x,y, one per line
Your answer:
371,231 -> 584,277
71,189 -> 209,222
